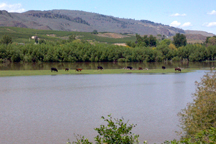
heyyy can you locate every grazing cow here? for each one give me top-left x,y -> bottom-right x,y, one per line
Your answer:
51,67 -> 58,72
175,67 -> 181,72
76,68 -> 82,72
127,66 -> 133,70
162,66 -> 166,69
65,68 -> 69,71
138,67 -> 143,70
97,66 -> 103,70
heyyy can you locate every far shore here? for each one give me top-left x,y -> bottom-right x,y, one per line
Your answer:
0,68 -> 203,77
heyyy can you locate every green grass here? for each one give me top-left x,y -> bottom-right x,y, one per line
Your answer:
0,68 -> 195,77
0,27 -> 136,44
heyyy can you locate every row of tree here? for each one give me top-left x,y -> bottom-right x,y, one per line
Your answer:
126,33 -> 187,48
0,40 -> 216,63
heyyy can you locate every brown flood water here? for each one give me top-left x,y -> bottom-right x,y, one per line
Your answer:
0,68 -> 209,144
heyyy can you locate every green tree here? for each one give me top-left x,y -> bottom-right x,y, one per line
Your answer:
68,35 -> 76,42
143,35 -> 149,46
39,39 -> 46,44
91,30 -> 98,34
149,35 -> 157,47
136,34 -> 143,43
207,37 -> 216,46
0,35 -> 12,45
160,39 -> 171,46
178,71 -> 216,141
173,33 -> 187,47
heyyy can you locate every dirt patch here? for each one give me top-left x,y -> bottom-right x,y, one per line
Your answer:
46,34 -> 56,37
97,33 -> 129,38
113,43 -> 127,46
6,28 -> 16,32
185,34 -> 206,43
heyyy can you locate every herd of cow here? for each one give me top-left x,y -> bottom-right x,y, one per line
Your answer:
51,66 -> 103,72
51,66 -> 182,72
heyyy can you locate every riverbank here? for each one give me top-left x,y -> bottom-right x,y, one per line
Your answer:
0,68 -> 198,77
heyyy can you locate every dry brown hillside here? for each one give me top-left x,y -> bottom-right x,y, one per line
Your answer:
185,34 -> 207,43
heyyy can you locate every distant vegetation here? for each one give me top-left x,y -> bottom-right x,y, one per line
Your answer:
0,27 -> 136,44
0,27 -> 216,63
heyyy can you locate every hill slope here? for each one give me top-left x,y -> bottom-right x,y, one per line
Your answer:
0,9 -> 185,36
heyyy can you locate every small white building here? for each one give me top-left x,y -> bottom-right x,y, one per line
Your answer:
31,36 -> 38,39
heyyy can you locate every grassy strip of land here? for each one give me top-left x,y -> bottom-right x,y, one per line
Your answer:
0,68 -> 196,77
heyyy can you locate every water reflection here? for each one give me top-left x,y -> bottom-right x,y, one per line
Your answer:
0,71 -> 207,144
0,62 -> 216,70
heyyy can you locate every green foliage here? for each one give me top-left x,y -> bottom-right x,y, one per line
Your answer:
131,34 -> 157,47
0,35 -> 13,45
68,135 -> 92,144
94,115 -> 139,144
178,71 -> 216,141
173,33 -> 187,48
68,35 -> 76,42
70,115 -> 140,144
67,114 -> 216,144
91,30 -> 98,34
206,36 -> 216,46
0,34 -> 216,63
39,39 -> 46,44
149,35 -> 157,47
164,127 -> 216,144
0,27 -> 136,44
160,39 -> 171,46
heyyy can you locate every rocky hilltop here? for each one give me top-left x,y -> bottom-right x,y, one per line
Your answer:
0,9 -> 185,36
0,9 -> 215,39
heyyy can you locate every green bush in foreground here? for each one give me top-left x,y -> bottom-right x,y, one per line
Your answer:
178,71 -> 216,141
68,114 -> 140,144
67,115 -> 216,144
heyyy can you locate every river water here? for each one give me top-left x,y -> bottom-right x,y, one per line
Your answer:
0,70 -> 208,144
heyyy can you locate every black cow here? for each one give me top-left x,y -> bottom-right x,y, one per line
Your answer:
162,66 -> 166,69
127,66 -> 132,70
175,67 -> 181,72
51,67 -> 58,72
97,66 -> 103,70
65,68 -> 69,71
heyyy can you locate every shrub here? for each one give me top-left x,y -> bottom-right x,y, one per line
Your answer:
172,56 -> 181,62
0,35 -> 13,45
178,71 -> 216,141
69,115 -> 140,144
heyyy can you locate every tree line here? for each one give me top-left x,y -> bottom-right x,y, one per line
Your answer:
0,34 -> 216,63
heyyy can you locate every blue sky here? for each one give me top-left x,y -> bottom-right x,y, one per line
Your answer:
0,0 -> 216,34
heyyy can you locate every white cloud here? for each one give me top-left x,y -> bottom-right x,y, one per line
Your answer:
170,21 -> 181,27
204,22 -> 216,27
170,13 -> 186,17
0,3 -> 25,13
181,22 -> 192,27
208,10 -> 216,15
